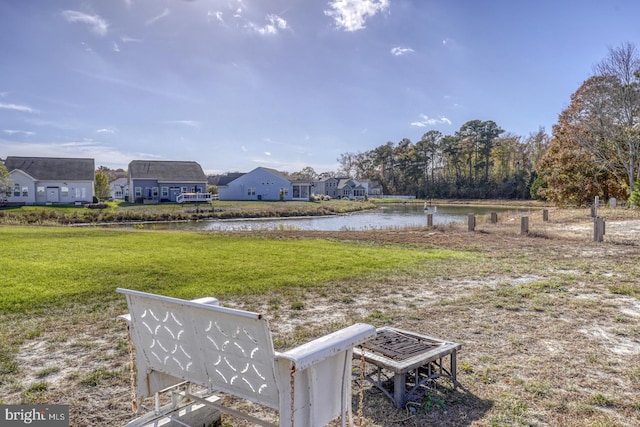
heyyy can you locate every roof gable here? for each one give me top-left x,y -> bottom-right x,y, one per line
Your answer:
256,167 -> 291,182
5,156 -> 95,181
128,160 -> 206,182
214,173 -> 245,186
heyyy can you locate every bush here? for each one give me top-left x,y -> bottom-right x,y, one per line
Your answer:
86,203 -> 108,210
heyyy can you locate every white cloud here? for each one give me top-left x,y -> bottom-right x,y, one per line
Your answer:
166,120 -> 200,127
391,47 -> 414,56
112,42 -> 120,52
250,14 -> 289,35
442,37 -> 459,49
411,114 -> 452,127
208,10 -> 224,23
241,146 -> 248,152
324,0 -> 389,32
0,103 -> 37,113
4,129 -> 35,136
265,151 -> 271,156
146,8 -> 170,26
121,36 -> 143,43
0,140 -> 150,170
96,128 -> 115,134
61,10 -> 108,36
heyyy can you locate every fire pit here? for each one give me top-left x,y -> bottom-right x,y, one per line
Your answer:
353,326 -> 461,408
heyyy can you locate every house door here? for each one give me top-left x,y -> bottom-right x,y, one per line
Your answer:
47,187 -> 60,203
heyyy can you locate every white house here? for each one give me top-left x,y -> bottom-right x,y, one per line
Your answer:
4,156 -> 95,205
109,177 -> 128,200
313,176 -> 380,199
218,167 -> 312,201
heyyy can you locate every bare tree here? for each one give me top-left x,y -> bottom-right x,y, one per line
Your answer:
337,152 -> 357,178
590,42 -> 640,194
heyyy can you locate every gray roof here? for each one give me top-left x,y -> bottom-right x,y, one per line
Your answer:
128,160 -> 206,182
214,173 -> 245,186
5,156 -> 95,181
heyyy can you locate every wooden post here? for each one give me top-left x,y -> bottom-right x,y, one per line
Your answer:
427,213 -> 433,227
542,209 -> 549,222
593,217 -> 605,242
591,196 -> 599,218
468,214 -> 476,232
490,212 -> 498,224
520,216 -> 529,235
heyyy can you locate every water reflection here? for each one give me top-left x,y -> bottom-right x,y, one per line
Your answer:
146,204 -> 534,232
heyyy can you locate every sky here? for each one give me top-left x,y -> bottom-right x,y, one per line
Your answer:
1,0 -> 640,175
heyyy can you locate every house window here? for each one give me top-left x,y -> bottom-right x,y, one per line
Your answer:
247,187 -> 255,196
61,187 -> 69,197
181,187 -> 187,193
161,187 -> 169,197
152,187 -> 159,198
135,187 -> 142,197
115,189 -> 123,198
75,188 -> 86,199
14,184 -> 20,197
37,186 -> 45,197
21,186 -> 28,197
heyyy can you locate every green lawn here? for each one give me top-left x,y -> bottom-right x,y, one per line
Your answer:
0,226 -> 473,314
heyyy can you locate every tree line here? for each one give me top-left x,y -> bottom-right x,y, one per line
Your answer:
328,42 -> 640,206
334,123 -> 549,200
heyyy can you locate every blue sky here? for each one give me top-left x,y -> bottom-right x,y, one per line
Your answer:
1,1 -> 639,175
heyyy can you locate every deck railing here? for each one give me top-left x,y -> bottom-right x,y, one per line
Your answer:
176,192 -> 218,203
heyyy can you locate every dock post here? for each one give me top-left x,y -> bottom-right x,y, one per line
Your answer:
594,217 -> 605,242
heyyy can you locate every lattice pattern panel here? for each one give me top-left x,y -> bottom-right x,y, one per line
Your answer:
126,293 -> 280,410
197,314 -> 280,409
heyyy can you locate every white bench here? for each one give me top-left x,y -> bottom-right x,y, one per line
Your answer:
117,288 -> 376,427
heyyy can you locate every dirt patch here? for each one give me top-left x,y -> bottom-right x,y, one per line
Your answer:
2,206 -> 640,427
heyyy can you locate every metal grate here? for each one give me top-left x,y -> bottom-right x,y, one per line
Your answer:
364,329 -> 443,361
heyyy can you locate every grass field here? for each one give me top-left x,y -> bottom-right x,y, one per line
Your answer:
0,227 -> 469,314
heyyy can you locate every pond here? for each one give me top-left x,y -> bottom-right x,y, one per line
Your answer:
138,204 -> 536,232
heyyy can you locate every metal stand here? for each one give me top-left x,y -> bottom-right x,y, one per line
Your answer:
353,327 -> 461,408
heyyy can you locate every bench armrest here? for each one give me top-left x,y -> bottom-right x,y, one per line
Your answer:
276,323 -> 376,371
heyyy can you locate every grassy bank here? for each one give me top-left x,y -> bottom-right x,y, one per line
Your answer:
0,199 -> 377,225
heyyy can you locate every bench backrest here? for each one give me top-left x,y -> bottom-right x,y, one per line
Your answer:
118,288 -> 281,409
